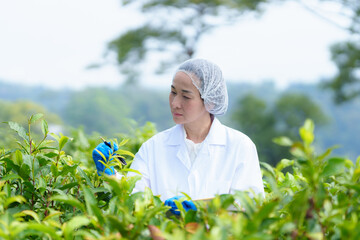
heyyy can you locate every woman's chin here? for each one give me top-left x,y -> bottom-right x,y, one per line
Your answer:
172,117 -> 184,125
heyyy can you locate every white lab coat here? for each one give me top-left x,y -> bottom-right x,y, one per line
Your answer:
128,118 -> 264,201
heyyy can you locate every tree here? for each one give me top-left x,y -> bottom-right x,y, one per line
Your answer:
325,41 -> 360,103
231,92 -> 328,165
273,93 -> 329,139
305,0 -> 360,102
105,0 -> 268,84
231,94 -> 281,166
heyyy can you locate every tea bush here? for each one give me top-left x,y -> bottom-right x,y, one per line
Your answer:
0,114 -> 360,239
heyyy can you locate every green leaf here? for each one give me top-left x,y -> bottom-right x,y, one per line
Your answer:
105,176 -> 125,197
14,149 -> 23,165
51,163 -> 59,177
15,210 -> 41,223
256,200 -> 278,222
29,113 -> 44,124
36,140 -> 56,151
41,119 -> 48,135
118,138 -> 129,146
116,149 -> 135,158
59,182 -> 79,191
321,157 -> 346,178
45,152 -> 58,158
19,163 -> 31,179
1,173 -> 21,181
50,133 -> 60,142
234,191 -> 256,217
43,211 -> 63,221
316,146 -> 338,161
7,121 -> 28,141
260,162 -> 276,179
120,168 -> 142,175
51,195 -> 86,212
59,135 -> 69,150
77,167 -> 93,188
4,195 -> 27,208
82,185 -> 105,224
59,164 -> 78,177
26,223 -> 60,240
272,136 -> 293,147
276,159 -> 294,172
299,119 -> 315,145
95,149 -> 107,162
63,216 -> 91,240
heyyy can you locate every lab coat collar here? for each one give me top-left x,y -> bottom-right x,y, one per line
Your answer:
166,117 -> 226,146
206,118 -> 226,145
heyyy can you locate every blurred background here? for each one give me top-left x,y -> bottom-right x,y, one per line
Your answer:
0,0 -> 359,166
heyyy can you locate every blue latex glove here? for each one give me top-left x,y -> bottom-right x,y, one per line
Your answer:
164,196 -> 197,216
92,141 -> 118,176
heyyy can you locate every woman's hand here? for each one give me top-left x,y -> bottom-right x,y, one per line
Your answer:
92,141 -> 118,176
164,196 -> 197,215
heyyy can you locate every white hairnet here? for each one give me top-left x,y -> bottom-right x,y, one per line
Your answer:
175,58 -> 228,116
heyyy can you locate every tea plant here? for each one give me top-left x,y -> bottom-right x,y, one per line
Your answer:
0,114 -> 360,239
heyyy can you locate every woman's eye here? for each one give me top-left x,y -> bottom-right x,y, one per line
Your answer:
171,91 -> 176,95
183,96 -> 190,99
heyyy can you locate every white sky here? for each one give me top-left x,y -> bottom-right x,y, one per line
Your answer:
0,0 -> 351,90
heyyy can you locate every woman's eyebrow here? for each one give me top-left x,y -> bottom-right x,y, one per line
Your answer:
171,85 -> 193,94
182,89 -> 193,94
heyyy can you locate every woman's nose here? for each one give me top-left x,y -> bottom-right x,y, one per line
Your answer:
171,96 -> 181,108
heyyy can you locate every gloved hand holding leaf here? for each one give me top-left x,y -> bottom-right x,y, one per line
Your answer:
92,140 -> 119,176
164,196 -> 197,216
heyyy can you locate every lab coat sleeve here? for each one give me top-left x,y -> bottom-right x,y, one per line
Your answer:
127,143 -> 151,193
230,141 -> 264,197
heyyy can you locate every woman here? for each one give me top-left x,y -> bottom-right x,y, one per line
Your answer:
93,59 -> 264,214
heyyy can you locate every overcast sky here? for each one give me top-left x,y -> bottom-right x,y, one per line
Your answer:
0,0 -> 351,90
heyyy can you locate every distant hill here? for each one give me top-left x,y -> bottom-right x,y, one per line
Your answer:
1,80 -> 359,161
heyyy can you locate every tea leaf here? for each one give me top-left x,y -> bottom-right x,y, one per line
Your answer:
77,167 -> 93,188
7,121 -> 28,141
26,223 -> 60,240
63,216 -> 91,240
273,136 -> 293,146
4,195 -> 26,208
299,119 -> 315,145
50,133 -> 60,142
116,149 -> 135,158
41,119 -> 48,135
321,157 -> 346,178
118,138 -> 129,146
276,159 -> 294,172
29,113 -> 44,124
83,185 -> 105,224
51,195 -> 86,212
120,168 -> 142,175
15,210 -> 41,223
59,135 -> 69,150
1,173 -> 21,181
14,149 -> 23,165
43,211 -> 63,221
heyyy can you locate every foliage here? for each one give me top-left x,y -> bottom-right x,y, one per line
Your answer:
105,0 -> 268,84
325,41 -> 360,103
1,114 -> 360,239
315,0 -> 360,102
231,92 -> 328,166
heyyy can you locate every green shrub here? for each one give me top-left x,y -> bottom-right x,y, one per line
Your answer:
0,115 -> 359,239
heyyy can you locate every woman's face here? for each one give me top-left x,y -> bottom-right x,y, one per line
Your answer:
169,72 -> 209,125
